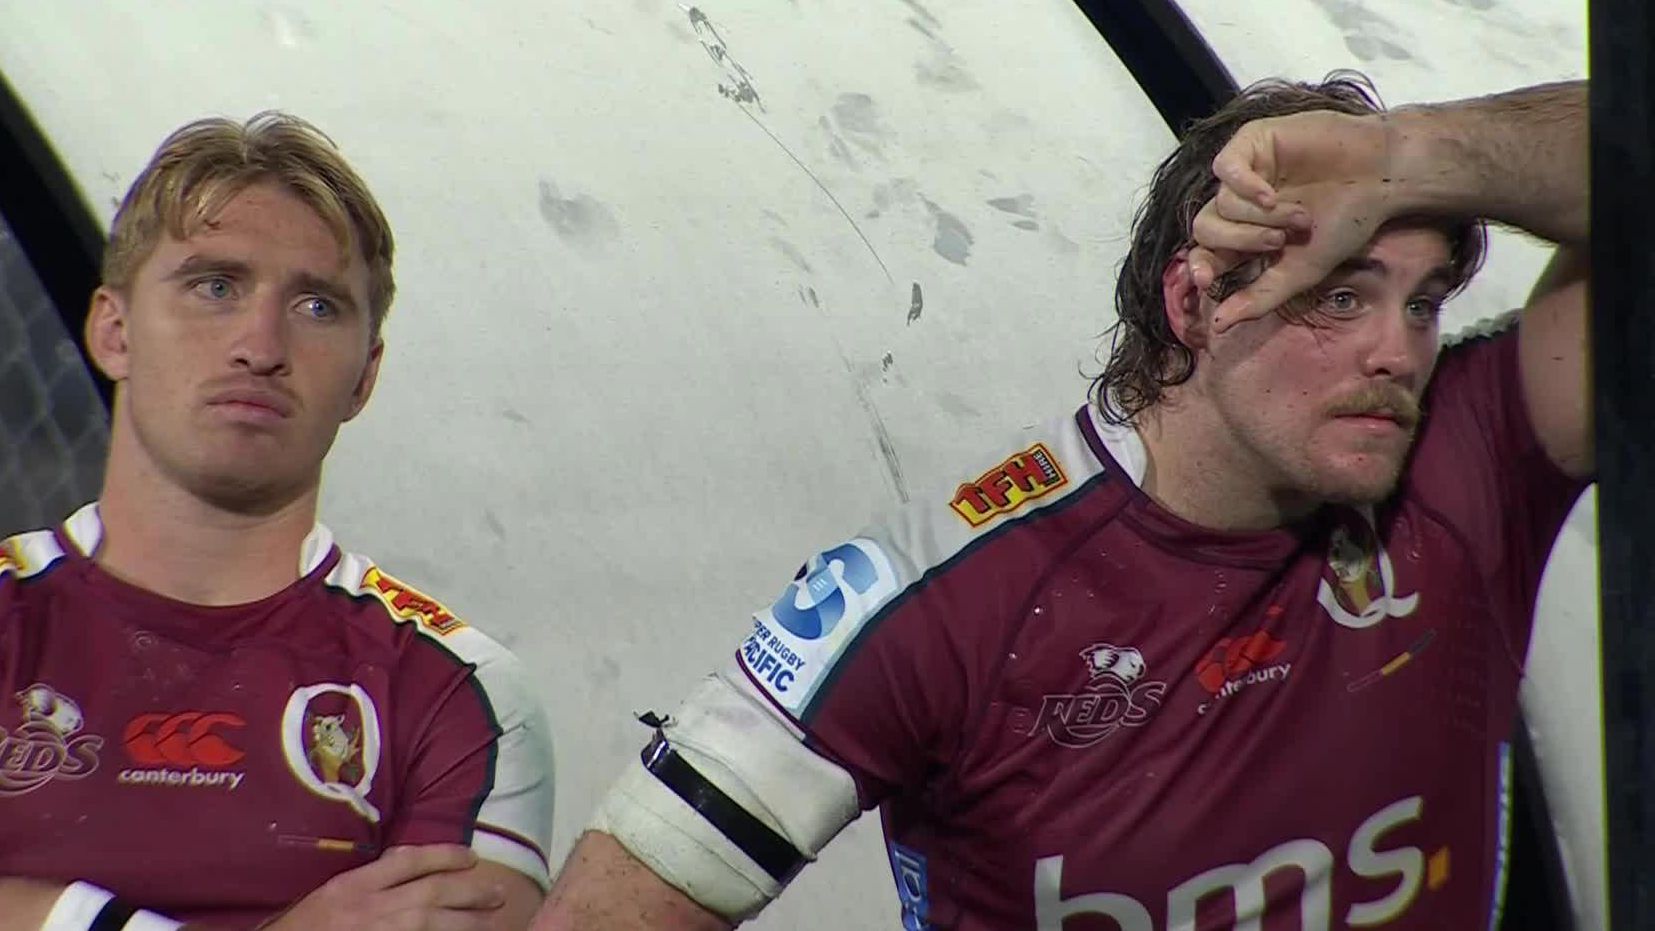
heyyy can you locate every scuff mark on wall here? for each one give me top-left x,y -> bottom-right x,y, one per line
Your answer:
687,6 -> 764,108
770,237 -> 814,273
832,93 -> 884,136
830,93 -> 894,162
805,292 -> 910,503
916,52 -> 979,93
921,197 -> 974,265
935,391 -> 981,418
897,0 -> 941,29
989,195 -> 1040,232
500,407 -> 530,425
819,116 -> 860,170
483,510 -> 507,541
987,194 -> 1036,218
907,282 -> 924,324
1306,0 -> 1413,62
538,179 -> 620,248
687,6 -> 892,283
857,383 -> 910,503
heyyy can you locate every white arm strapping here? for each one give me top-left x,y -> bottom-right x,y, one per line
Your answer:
40,882 -> 183,931
590,669 -> 861,920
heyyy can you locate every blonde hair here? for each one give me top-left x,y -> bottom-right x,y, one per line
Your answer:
102,111 -> 395,334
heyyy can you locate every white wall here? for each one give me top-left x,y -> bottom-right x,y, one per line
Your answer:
0,1 -> 1593,927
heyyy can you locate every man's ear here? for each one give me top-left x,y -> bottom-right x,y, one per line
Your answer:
343,338 -> 384,423
1161,251 -> 1210,351
84,286 -> 132,381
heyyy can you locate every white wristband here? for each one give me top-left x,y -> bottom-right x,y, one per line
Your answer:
40,882 -> 113,931
37,881 -> 183,931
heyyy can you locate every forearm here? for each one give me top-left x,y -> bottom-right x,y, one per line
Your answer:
0,877 -> 63,930
0,878 -> 191,931
534,832 -> 733,931
1389,80 -> 1587,245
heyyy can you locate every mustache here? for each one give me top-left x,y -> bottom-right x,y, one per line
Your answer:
1327,384 -> 1421,428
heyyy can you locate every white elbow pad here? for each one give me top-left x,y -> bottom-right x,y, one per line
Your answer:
41,882 -> 183,931
590,667 -> 860,920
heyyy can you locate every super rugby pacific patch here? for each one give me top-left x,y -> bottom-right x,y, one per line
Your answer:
739,538 -> 899,716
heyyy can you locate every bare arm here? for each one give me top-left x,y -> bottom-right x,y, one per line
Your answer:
0,878 -> 201,931
1389,82 -> 1590,477
1516,247 -> 1591,478
259,844 -> 522,931
473,860 -> 546,931
0,877 -> 63,930
1390,81 -> 1587,247
533,832 -> 732,931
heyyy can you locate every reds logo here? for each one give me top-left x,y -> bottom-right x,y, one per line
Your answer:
1317,507 -> 1419,629
0,684 -> 103,796
362,567 -> 465,635
950,444 -> 1068,528
1025,644 -> 1166,749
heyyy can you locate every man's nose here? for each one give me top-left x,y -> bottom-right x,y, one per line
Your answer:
228,296 -> 291,376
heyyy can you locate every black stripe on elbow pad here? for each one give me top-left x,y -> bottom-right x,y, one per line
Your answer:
88,898 -> 140,931
641,730 -> 806,884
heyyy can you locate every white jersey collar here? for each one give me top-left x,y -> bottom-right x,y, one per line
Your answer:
1084,405 -> 1150,488
64,501 -> 334,576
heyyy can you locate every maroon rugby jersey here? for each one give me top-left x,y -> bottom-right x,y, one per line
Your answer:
0,507 -> 553,925
731,321 -> 1586,929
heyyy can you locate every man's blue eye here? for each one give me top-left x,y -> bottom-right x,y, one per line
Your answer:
1408,297 -> 1444,320
193,277 -> 233,300
300,297 -> 335,319
1321,289 -> 1360,314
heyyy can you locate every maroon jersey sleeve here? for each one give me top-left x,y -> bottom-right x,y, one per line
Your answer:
1408,319 -> 1590,647
733,418 -> 1114,807
331,561 -> 554,888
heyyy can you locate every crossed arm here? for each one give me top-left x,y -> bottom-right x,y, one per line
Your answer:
0,850 -> 542,931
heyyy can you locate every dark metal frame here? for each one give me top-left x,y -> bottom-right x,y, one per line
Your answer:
0,70 -> 109,405
1591,1 -> 1654,928
1070,0 -> 1235,137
